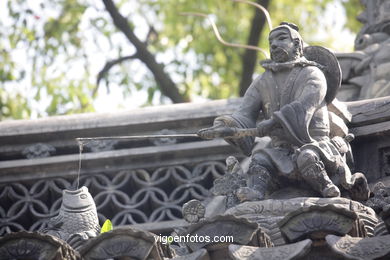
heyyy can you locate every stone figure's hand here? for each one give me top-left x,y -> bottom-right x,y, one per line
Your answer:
256,118 -> 276,137
236,187 -> 263,202
197,125 -> 236,139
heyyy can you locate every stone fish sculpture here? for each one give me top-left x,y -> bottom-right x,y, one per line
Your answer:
41,186 -> 100,249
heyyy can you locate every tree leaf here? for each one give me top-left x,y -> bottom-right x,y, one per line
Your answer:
100,219 -> 113,234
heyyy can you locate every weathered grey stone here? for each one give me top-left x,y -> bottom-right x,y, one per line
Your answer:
278,204 -> 359,243
198,22 -> 370,202
210,156 -> 247,208
40,186 -> 100,250
365,181 -> 390,212
80,227 -> 167,260
326,234 -> 390,260
228,239 -> 312,260
225,197 -> 378,244
381,204 -> 390,233
22,143 -> 56,159
84,139 -> 118,152
0,231 -> 80,260
182,199 -> 206,224
152,129 -> 180,146
337,0 -> 390,101
168,248 -> 210,260
180,215 -> 272,253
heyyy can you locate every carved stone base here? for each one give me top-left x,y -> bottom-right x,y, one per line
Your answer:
224,197 -> 378,245
279,204 -> 362,244
0,231 -> 80,260
228,239 -> 312,260
170,248 -> 210,260
326,234 -> 390,260
178,215 -> 272,258
79,227 -> 169,260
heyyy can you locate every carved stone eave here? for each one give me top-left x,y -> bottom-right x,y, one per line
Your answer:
326,234 -> 390,260
0,231 -> 80,260
180,215 -> 272,252
170,248 -> 210,260
278,204 -> 360,244
346,96 -> 390,127
0,99 -> 241,161
224,197 -> 378,245
381,205 -> 390,233
228,239 -> 312,260
79,227 -> 169,260
0,139 -> 237,183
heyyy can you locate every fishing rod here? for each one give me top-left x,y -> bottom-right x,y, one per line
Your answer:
75,127 -> 260,142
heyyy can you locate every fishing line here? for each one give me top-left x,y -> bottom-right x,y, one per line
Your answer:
76,140 -> 85,190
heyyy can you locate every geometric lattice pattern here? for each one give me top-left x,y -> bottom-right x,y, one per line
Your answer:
0,160 -> 226,236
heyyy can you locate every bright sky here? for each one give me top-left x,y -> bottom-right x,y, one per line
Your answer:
0,0 -> 358,119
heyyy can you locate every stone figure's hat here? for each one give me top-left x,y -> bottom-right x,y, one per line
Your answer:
270,22 -> 304,48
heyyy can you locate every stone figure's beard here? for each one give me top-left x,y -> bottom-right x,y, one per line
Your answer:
270,47 -> 290,63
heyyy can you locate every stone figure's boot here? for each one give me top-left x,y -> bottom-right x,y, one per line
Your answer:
300,162 -> 340,197
297,149 -> 340,198
236,164 -> 271,202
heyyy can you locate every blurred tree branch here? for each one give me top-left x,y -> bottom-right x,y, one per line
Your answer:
239,0 -> 271,96
95,54 -> 139,97
102,0 -> 188,103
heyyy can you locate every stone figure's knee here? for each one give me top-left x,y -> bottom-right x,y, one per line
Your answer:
296,149 -> 320,169
247,162 -> 271,191
248,161 -> 270,177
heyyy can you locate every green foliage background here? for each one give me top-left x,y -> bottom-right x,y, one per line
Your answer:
0,0 -> 362,119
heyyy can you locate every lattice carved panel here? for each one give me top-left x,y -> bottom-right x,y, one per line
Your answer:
0,161 -> 226,236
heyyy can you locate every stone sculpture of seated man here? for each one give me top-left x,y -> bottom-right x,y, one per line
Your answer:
199,22 -> 370,202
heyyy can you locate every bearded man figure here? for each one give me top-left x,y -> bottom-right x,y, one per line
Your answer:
199,22 -> 370,202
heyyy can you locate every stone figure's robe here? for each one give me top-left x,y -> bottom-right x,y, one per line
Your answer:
223,64 -> 345,181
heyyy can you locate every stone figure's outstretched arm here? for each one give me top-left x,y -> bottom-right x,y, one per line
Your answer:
198,76 -> 263,156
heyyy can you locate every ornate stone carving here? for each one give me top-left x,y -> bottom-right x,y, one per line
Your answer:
0,231 -> 80,260
151,129 -> 179,146
0,161 -> 225,236
182,199 -> 206,224
381,147 -> 390,177
79,227 -> 167,260
337,0 -> 390,100
225,197 -> 378,245
228,239 -> 312,260
40,186 -> 100,250
373,221 -> 389,236
279,204 -> 359,243
22,143 -> 56,159
381,204 -> 390,233
359,178 -> 390,234
365,182 -> 390,212
180,215 -> 272,253
84,140 -> 118,152
326,234 -> 390,260
171,248 -> 210,260
198,22 -> 370,202
211,156 -> 247,208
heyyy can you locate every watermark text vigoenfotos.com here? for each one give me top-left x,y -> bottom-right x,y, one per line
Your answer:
155,234 -> 234,244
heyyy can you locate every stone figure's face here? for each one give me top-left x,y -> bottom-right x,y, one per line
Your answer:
269,28 -> 295,63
